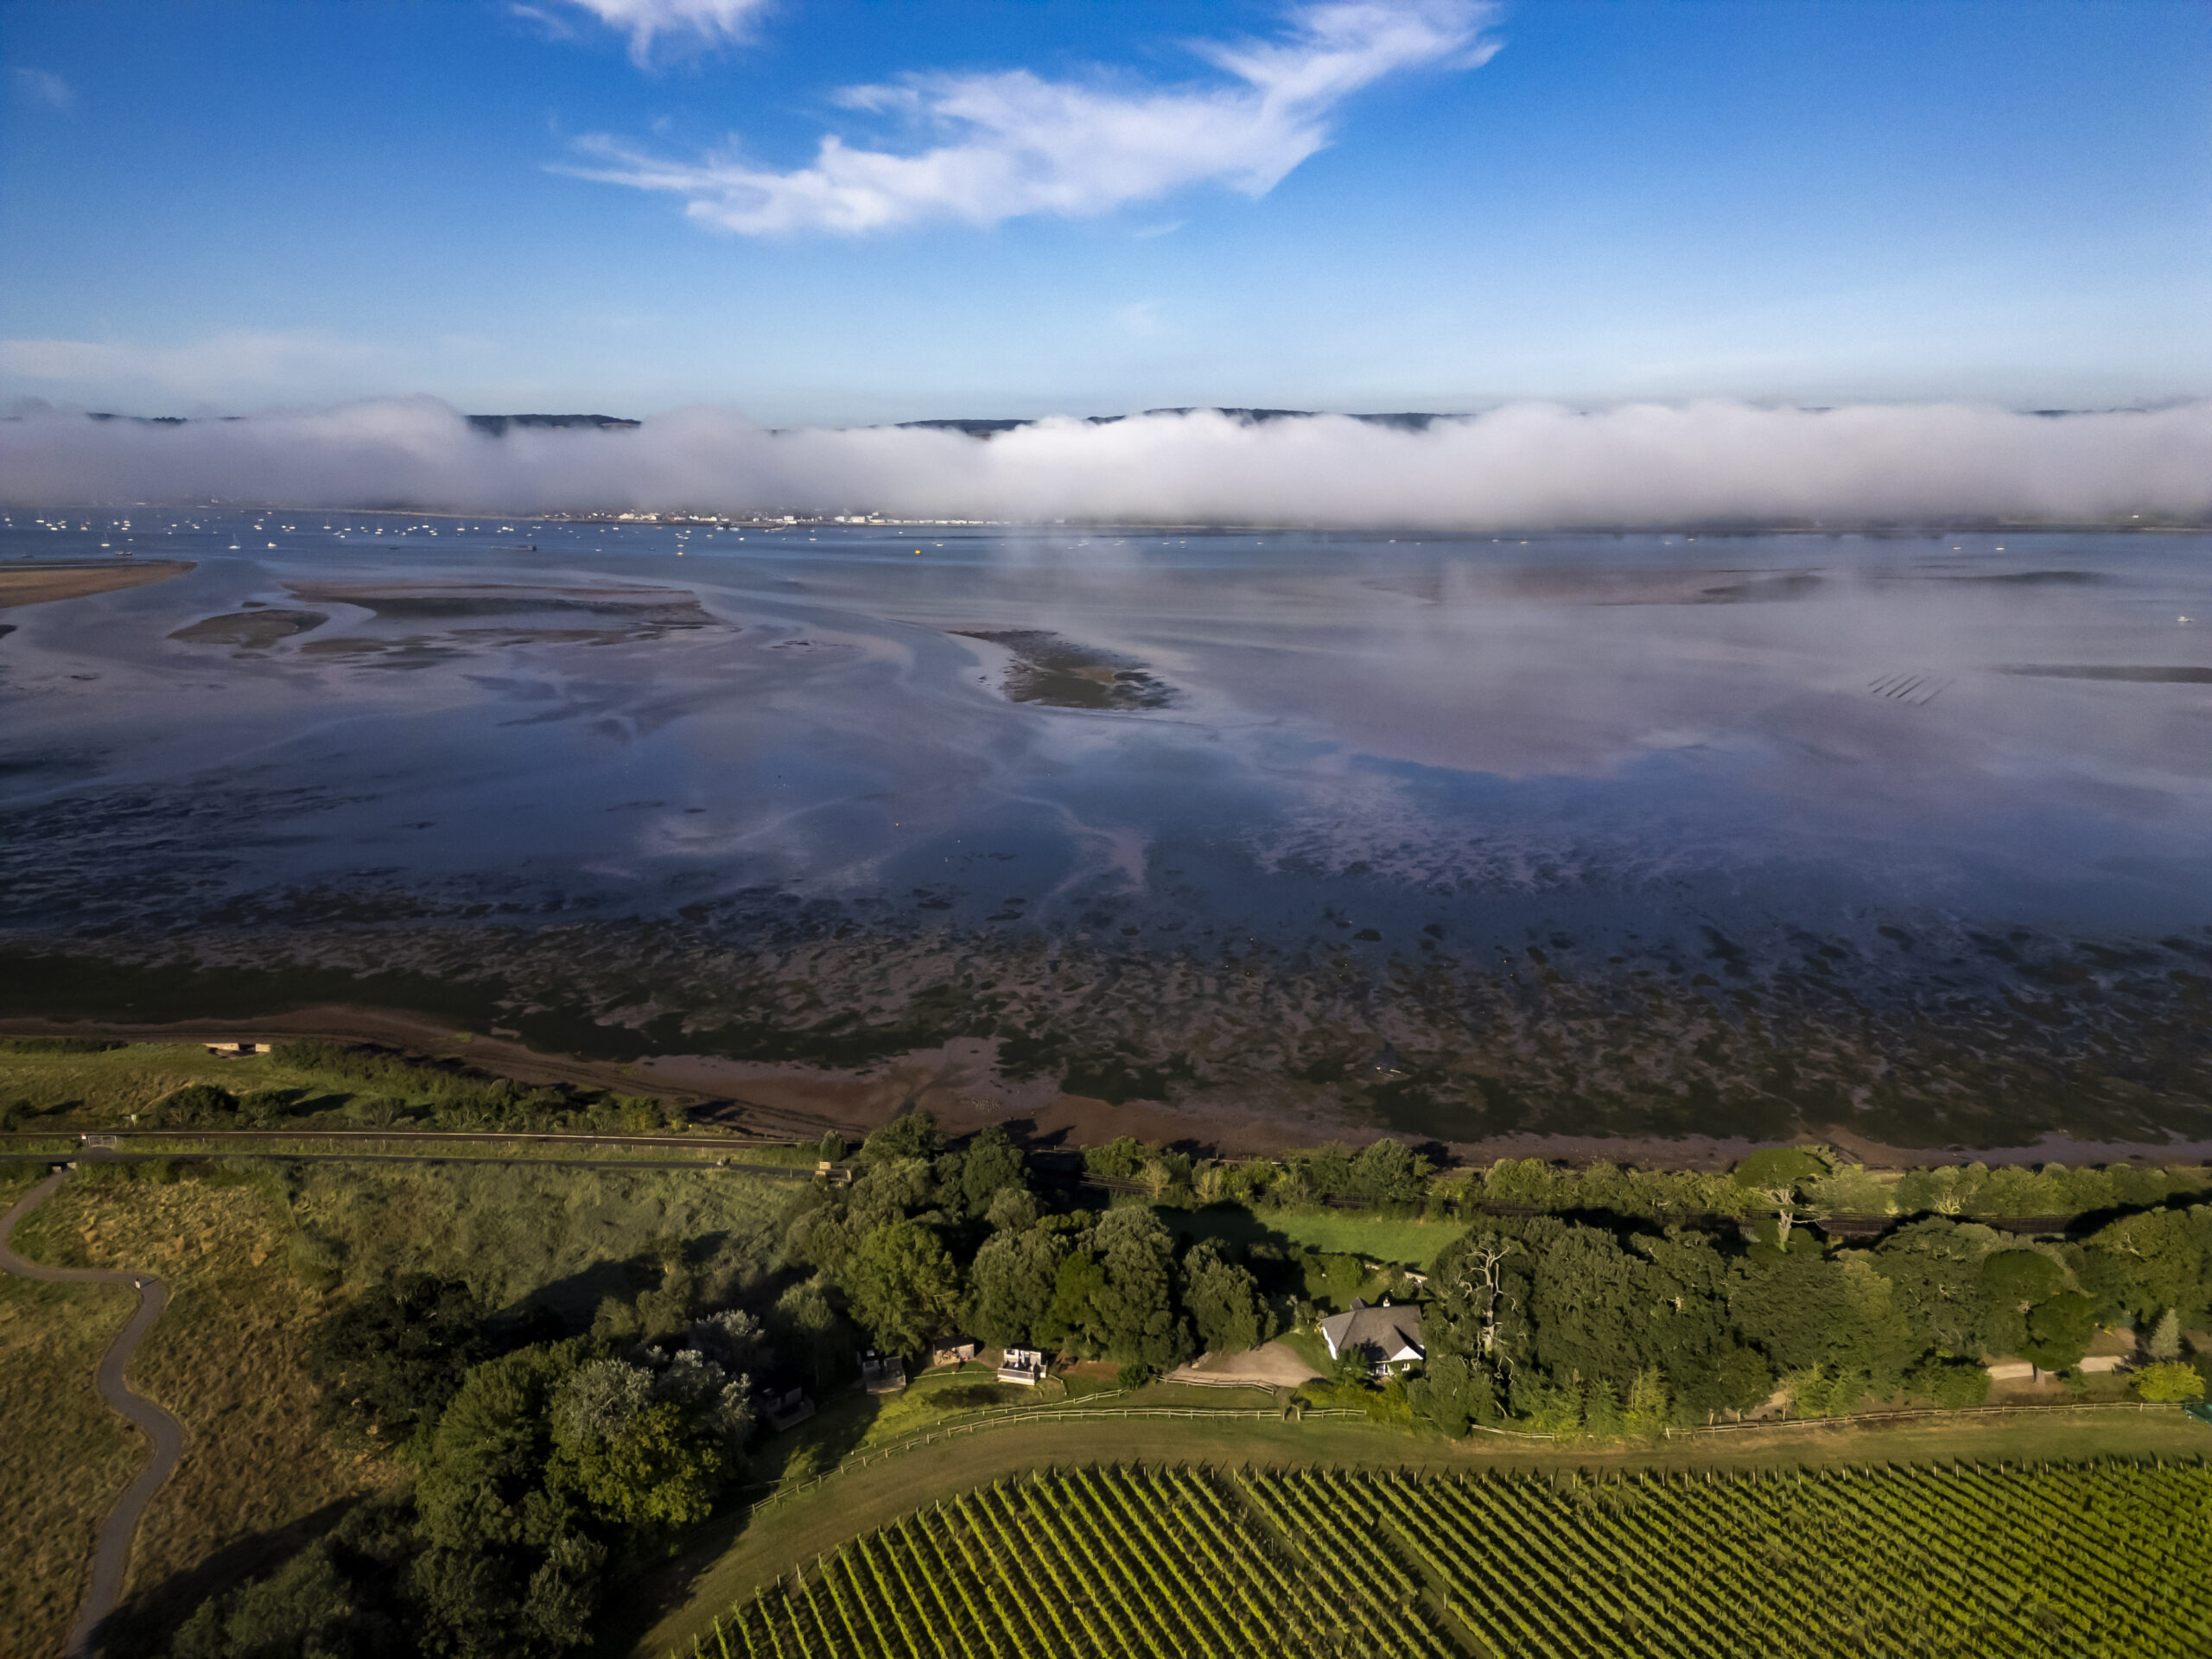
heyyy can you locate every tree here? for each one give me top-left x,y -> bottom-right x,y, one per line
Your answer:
1408,1351 -> 1496,1435
1624,1369 -> 1670,1440
1729,1254 -> 1858,1373
1528,1225 -> 1649,1389
551,1400 -> 721,1529
1037,1248 -> 1110,1356
844,1219 -> 963,1353
173,1547 -> 358,1659
861,1110 -> 946,1166
2021,1292 -> 2097,1372
1090,1207 -> 1191,1370
968,1225 -> 1066,1347
2080,1211 -> 2206,1325
1730,1147 -> 1827,1190
957,1124 -> 1028,1218
308,1273 -> 497,1435
1084,1136 -> 1149,1183
1581,1376 -> 1624,1440
984,1185 -> 1039,1232
553,1359 -> 652,1442
1180,1242 -> 1271,1355
768,1274 -> 847,1395
2133,1361 -> 2207,1403
413,1344 -> 580,1554
848,1157 -> 938,1224
2148,1308 -> 2184,1363
1872,1219 -> 2001,1356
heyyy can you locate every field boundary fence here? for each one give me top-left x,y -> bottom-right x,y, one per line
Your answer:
741,1393 -> 2196,1524
743,1400 -> 1375,1519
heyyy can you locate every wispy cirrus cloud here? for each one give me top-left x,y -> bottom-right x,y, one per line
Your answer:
10,67 -> 73,111
565,0 -> 1496,234
531,0 -> 773,67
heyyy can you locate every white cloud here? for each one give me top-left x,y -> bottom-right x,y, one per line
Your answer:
6,398 -> 2208,532
566,0 -> 1495,234
0,331 -> 380,397
543,0 -> 772,67
10,67 -> 73,111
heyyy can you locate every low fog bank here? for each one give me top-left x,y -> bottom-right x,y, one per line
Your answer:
4,398 -> 2209,528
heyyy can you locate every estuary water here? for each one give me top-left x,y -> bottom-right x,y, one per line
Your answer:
4,512 -> 2209,1147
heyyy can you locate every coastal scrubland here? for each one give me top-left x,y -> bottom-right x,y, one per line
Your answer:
0,1165 -> 139,1659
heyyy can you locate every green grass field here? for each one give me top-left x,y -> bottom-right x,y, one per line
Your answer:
678,1458 -> 2212,1659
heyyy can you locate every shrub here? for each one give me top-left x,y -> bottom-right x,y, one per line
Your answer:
2133,1361 -> 2207,1404
1908,1358 -> 1992,1410
153,1083 -> 238,1126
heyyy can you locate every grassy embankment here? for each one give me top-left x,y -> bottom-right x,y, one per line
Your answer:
618,1395 -> 2212,1659
7,1166 -> 390,1649
0,1158 -> 795,1649
0,1039 -> 823,1169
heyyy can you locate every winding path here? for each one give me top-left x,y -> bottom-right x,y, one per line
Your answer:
0,1168 -> 186,1659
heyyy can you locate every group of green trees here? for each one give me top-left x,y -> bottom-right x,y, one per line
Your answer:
1081,1133 -> 1435,1210
786,1114 -> 1274,1380
1410,1173 -> 2212,1439
179,1268 -> 772,1658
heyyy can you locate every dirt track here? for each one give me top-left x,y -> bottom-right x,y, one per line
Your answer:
0,1169 -> 185,1659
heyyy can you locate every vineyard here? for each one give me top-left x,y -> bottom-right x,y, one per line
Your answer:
679,1457 -> 2212,1659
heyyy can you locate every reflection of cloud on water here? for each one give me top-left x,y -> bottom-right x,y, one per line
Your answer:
1240,760 -> 1685,897
1039,804 -> 1149,898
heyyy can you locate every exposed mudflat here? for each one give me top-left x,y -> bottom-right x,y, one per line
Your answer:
3,513 -> 2210,1151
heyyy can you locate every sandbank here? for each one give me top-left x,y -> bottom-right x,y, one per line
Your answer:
0,560 -> 194,609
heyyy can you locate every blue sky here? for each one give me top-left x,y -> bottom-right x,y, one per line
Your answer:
1,0 -> 2206,423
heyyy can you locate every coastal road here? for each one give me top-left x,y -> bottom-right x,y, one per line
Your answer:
0,1168 -> 186,1659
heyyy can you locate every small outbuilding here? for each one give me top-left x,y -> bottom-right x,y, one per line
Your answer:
932,1338 -> 980,1369
753,1378 -> 816,1433
859,1350 -> 906,1395
997,1346 -> 1050,1386
1319,1299 -> 1425,1376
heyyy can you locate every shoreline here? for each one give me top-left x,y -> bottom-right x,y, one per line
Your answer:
8,1004 -> 2212,1172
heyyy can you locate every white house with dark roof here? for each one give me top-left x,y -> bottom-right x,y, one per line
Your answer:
1319,1299 -> 1425,1376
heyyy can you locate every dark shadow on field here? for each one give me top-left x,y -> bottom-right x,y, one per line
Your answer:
98,1496 -> 359,1657
522,1251 -> 664,1329
592,1389 -> 882,1656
